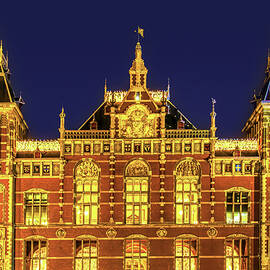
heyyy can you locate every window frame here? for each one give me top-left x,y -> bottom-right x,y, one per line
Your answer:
74,238 -> 98,270
175,236 -> 199,270
24,190 -> 48,226
124,236 -> 149,270
225,236 -> 249,270
225,188 -> 250,224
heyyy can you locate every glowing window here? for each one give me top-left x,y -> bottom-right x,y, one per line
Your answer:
75,239 -> 97,270
226,191 -> 249,224
225,238 -> 249,270
25,239 -> 47,270
0,185 -> 5,223
125,238 -> 148,270
175,238 -> 198,270
125,160 -> 149,225
75,160 -> 99,225
25,192 -> 48,225
175,159 -> 200,225
176,181 -> 199,224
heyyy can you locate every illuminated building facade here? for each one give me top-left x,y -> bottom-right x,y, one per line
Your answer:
0,40 -> 268,270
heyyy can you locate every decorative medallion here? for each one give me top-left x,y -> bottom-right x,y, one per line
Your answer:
156,228 -> 167,238
76,159 -> 99,178
215,163 -> 222,174
207,227 -> 218,238
106,227 -> 117,239
176,159 -> 200,177
126,160 -> 149,177
56,228 -> 66,238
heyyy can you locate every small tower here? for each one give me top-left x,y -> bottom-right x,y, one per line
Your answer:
210,98 -> 217,138
59,107 -> 65,139
129,42 -> 148,89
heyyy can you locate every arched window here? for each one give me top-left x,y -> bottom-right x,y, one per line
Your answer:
74,159 -> 100,225
24,190 -> 48,225
226,188 -> 249,224
0,184 -> 5,223
125,159 -> 150,224
125,235 -> 148,270
75,237 -> 98,270
25,238 -> 47,270
175,236 -> 198,270
225,235 -> 249,270
175,159 -> 200,224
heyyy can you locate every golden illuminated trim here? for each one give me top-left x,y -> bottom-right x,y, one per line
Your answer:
16,140 -> 60,152
215,139 -> 258,151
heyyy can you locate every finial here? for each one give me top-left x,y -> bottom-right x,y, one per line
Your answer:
167,78 -> 170,101
60,106 -> 65,118
211,98 -> 216,113
104,78 -> 107,94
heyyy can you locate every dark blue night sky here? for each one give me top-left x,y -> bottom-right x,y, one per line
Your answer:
1,0 -> 270,139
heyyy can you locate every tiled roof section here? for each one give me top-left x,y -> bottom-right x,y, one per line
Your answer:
79,102 -> 110,130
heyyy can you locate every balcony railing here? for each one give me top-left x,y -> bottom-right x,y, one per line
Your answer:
64,130 -> 110,139
166,129 -> 210,138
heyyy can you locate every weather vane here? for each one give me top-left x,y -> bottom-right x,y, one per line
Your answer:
134,26 -> 144,42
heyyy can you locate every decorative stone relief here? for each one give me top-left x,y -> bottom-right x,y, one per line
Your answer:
56,228 -> 66,238
76,159 -> 99,178
176,159 -> 200,177
156,228 -> 167,238
125,160 -> 149,177
106,227 -> 117,239
207,227 -> 218,238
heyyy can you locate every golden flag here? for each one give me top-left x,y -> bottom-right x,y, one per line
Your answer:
135,27 -> 144,38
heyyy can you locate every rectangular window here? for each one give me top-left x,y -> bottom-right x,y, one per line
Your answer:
175,238 -> 198,270
176,181 -> 198,224
126,179 -> 148,224
125,239 -> 148,270
25,192 -> 48,225
225,238 -> 249,270
75,239 -> 97,270
25,239 -> 47,270
226,191 -> 249,224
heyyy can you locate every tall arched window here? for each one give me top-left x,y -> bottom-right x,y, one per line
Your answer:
175,235 -> 198,270
74,236 -> 98,270
74,159 -> 100,225
24,237 -> 47,270
225,235 -> 249,270
175,158 -> 200,224
125,159 -> 150,225
125,235 -> 148,270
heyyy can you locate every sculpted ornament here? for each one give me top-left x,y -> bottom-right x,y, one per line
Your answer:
126,160 -> 149,177
176,159 -> 200,177
56,228 -> 66,238
207,227 -> 218,238
119,105 -> 155,138
156,228 -> 167,238
106,228 -> 117,238
76,159 -> 99,178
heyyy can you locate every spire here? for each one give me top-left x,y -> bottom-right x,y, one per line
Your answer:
167,78 -> 170,101
129,42 -> 148,89
59,107 -> 66,139
210,98 -> 217,138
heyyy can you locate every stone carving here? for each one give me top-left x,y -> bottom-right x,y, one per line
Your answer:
156,228 -> 167,238
176,159 -> 200,177
126,160 -> 149,177
106,227 -> 117,239
56,228 -> 66,238
207,227 -> 218,238
119,105 -> 155,138
76,159 -> 99,178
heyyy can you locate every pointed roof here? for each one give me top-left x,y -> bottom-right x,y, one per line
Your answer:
0,42 -> 15,102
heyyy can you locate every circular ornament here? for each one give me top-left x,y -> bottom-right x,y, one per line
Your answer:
106,227 -> 117,239
156,228 -> 167,238
207,227 -> 218,238
56,228 -> 66,238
